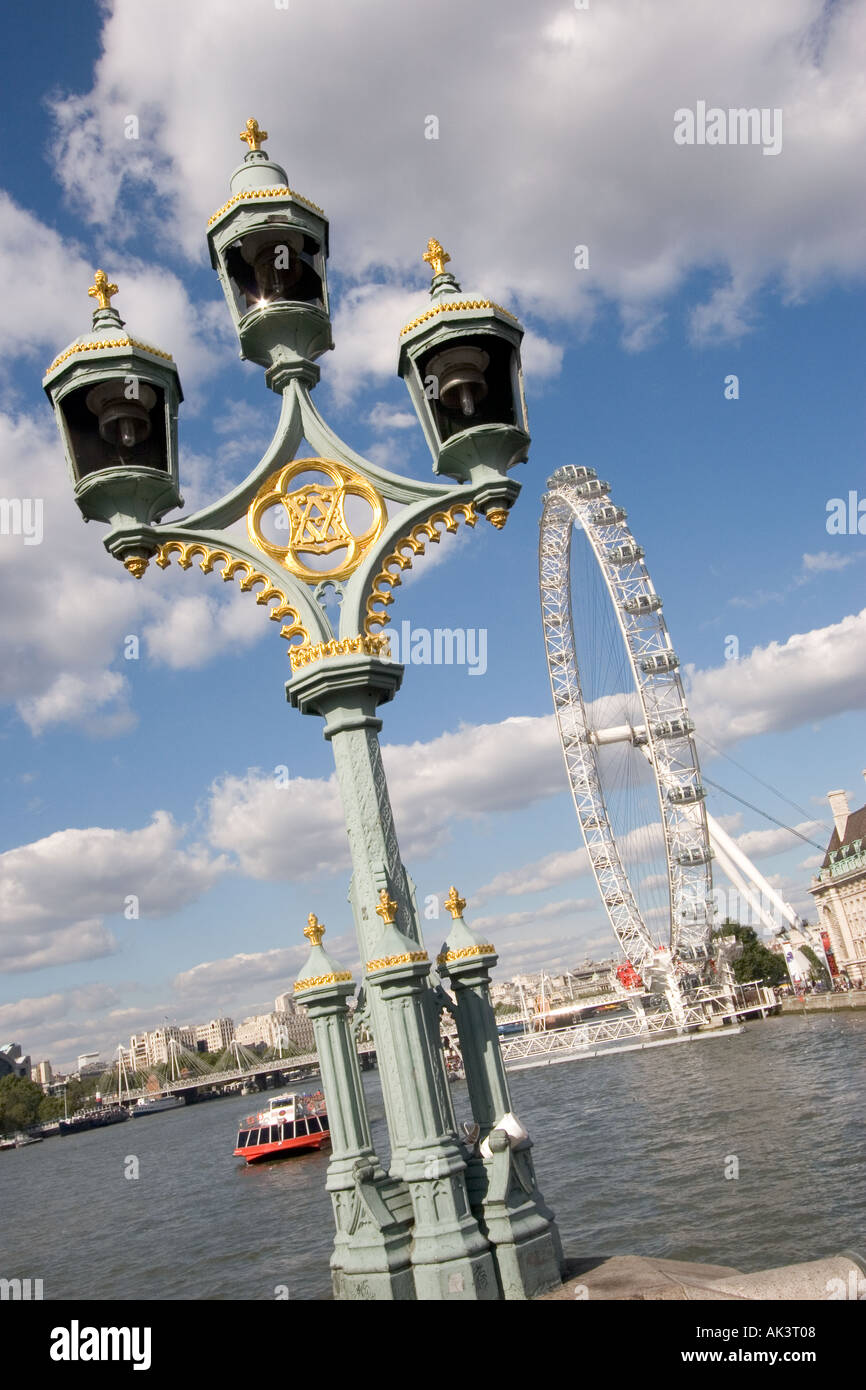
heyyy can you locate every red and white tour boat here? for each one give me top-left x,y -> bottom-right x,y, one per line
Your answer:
233,1091 -> 330,1164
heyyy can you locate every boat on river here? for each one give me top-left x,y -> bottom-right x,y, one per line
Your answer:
130,1094 -> 186,1117
59,1105 -> 129,1135
234,1091 -> 329,1164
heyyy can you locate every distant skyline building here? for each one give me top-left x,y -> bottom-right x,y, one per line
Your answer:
128,1018 -> 236,1067
33,1059 -> 53,1086
193,1018 -> 235,1054
809,776 -> 866,987
76,1051 -> 104,1077
236,1008 -> 315,1053
0,1043 -> 31,1079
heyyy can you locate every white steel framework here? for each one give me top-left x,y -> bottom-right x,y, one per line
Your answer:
539,464 -> 715,976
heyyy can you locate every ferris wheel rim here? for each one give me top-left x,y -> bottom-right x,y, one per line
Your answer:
539,464 -> 714,972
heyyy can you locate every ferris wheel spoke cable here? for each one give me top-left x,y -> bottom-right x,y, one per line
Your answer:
699,774 -> 828,852
695,732 -> 832,834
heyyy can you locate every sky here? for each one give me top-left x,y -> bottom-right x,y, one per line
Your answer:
1,0 -> 865,1070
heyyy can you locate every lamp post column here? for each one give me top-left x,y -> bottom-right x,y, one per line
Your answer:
438,888 -> 563,1298
294,915 -> 414,1300
288,654 -> 498,1299
287,654 -> 424,1174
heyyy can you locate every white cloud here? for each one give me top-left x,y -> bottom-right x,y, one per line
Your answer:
142,590 -> 264,670
0,984 -> 120,1037
207,772 -> 348,881
801,550 -> 858,575
0,192 -> 227,392
0,812 -> 226,972
469,897 -> 598,937
686,609 -> 866,747
478,846 -> 589,903
327,284 -> 427,402
689,278 -> 756,344
20,670 -> 134,738
517,330 -> 564,383
207,714 -> 564,880
2,921 -> 118,976
172,945 -> 312,1000
43,0 -> 866,371
732,820 -> 826,860
367,402 -> 417,432
492,929 -> 617,977
0,992 -> 68,1033
0,408 -> 288,734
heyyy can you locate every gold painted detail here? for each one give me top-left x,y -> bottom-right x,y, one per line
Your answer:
153,541 -> 309,648
423,238 -> 450,278
436,945 -> 496,966
88,269 -> 119,310
366,951 -> 429,973
45,337 -> 174,376
239,117 -> 268,152
400,299 -> 517,337
304,912 -> 325,947
124,556 -> 149,579
207,186 -> 325,227
364,501 -> 477,635
294,972 -> 353,992
375,889 -> 399,926
444,886 -> 466,919
485,508 -> 508,530
248,458 -> 386,584
290,634 -> 390,674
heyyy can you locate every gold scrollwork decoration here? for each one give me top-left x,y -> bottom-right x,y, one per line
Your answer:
364,501 -> 477,635
365,951 -> 429,973
294,972 -> 353,992
248,458 -> 387,585
207,186 -> 325,227
435,945 -> 496,966
400,299 -> 518,337
45,337 -> 174,376
154,540 -> 309,648
289,634 -> 391,674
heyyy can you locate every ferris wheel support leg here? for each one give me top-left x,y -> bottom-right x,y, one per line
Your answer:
664,980 -> 689,1031
630,993 -> 650,1033
707,813 -> 801,932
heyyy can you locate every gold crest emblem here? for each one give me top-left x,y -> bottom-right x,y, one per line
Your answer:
247,458 -> 386,582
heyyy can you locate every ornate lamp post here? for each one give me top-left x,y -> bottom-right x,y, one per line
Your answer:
43,122 -> 561,1300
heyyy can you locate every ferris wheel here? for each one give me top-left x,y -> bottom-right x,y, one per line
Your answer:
539,464 -> 714,980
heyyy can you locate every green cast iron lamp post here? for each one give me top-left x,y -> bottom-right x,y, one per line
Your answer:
43,120 -> 561,1301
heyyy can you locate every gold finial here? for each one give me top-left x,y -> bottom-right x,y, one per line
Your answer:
123,556 -> 149,579
304,912 -> 325,947
375,889 -> 398,926
444,886 -> 466,919
423,238 -> 451,279
239,118 -> 268,152
485,508 -> 508,530
88,269 -> 119,311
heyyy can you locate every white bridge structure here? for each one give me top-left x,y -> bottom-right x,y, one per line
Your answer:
105,1038 -> 375,1104
538,464 -> 801,1032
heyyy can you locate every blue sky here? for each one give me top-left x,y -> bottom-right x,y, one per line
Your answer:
1,0 -> 865,1068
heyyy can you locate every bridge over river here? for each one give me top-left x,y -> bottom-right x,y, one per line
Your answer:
116,1042 -> 377,1103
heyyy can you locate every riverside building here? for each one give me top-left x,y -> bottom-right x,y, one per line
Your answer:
236,1007 -> 315,1053
809,778 -> 866,987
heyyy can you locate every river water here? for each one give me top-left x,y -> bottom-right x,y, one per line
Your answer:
1,1012 -> 863,1301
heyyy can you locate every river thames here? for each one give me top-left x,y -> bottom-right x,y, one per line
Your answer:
2,1012 -> 863,1300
